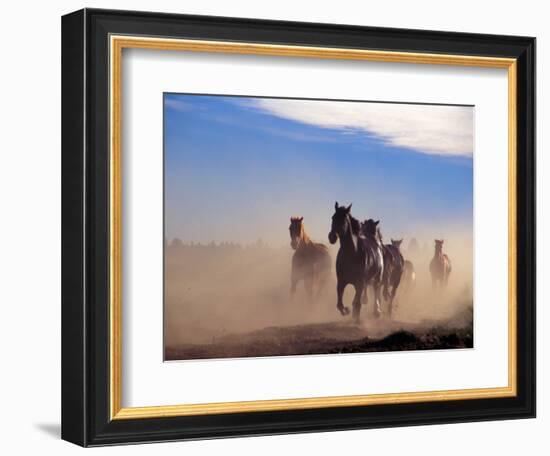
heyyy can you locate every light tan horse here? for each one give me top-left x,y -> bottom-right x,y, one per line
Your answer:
429,239 -> 452,288
289,217 -> 331,302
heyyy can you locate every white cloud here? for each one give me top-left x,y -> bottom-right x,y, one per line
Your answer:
247,98 -> 474,157
164,97 -> 195,112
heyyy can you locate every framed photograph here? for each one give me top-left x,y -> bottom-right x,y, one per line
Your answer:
61,8 -> 536,447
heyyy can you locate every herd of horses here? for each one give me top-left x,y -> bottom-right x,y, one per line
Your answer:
289,202 -> 452,321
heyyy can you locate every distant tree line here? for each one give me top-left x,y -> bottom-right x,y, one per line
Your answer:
166,237 -> 277,252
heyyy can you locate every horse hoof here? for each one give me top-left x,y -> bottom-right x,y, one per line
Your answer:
338,306 -> 350,316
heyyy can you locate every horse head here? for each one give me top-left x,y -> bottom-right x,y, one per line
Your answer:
434,239 -> 444,254
361,219 -> 380,239
289,216 -> 304,250
391,238 -> 403,250
328,202 -> 353,244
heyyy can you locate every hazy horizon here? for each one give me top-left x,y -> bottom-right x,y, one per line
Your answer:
164,94 -> 473,247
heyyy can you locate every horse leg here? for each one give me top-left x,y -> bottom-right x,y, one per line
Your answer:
387,281 -> 399,318
391,273 -> 402,315
443,268 -> 450,288
304,275 -> 314,304
363,282 -> 370,314
373,282 -> 382,318
384,261 -> 392,300
382,271 -> 390,300
290,274 -> 298,301
315,268 -> 329,300
336,281 -> 349,316
352,282 -> 364,322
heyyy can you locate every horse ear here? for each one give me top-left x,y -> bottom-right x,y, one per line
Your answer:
299,217 -> 303,222
335,201 -> 339,210
346,203 -> 352,212
375,220 -> 380,226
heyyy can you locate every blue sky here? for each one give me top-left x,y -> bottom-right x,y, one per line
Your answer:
164,94 -> 473,245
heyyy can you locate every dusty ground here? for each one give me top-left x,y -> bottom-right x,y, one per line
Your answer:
165,306 -> 473,360
164,239 -> 473,361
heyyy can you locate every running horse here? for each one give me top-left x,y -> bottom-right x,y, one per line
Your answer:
429,239 -> 452,288
362,220 -> 401,317
384,238 -> 405,316
329,204 -> 383,320
402,259 -> 416,291
289,217 -> 331,302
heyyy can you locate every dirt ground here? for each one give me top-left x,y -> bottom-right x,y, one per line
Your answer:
165,305 -> 473,360
164,237 -> 473,361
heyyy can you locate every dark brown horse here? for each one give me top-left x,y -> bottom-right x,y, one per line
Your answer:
429,239 -> 452,288
328,205 -> 383,321
402,260 -> 416,291
383,238 -> 405,316
289,217 -> 331,302
358,219 -> 385,317
361,222 -> 403,317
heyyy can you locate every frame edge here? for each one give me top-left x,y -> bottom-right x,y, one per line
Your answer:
61,8 -> 88,448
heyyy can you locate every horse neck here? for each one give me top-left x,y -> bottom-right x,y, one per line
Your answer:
340,217 -> 358,253
301,226 -> 311,244
364,232 -> 377,245
297,226 -> 311,248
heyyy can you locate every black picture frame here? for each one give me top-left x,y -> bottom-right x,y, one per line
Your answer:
62,8 -> 536,447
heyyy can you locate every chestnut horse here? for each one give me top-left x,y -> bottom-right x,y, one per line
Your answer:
429,239 -> 452,288
289,217 -> 331,302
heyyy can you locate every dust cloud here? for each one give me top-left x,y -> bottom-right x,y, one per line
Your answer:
164,226 -> 473,356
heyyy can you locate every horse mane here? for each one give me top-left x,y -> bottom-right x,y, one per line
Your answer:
300,224 -> 311,244
348,215 -> 361,235
376,227 -> 384,243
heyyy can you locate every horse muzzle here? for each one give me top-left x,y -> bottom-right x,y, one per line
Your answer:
328,231 -> 338,245
290,239 -> 298,250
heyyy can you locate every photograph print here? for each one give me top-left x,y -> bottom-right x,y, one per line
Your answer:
164,93 -> 474,361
